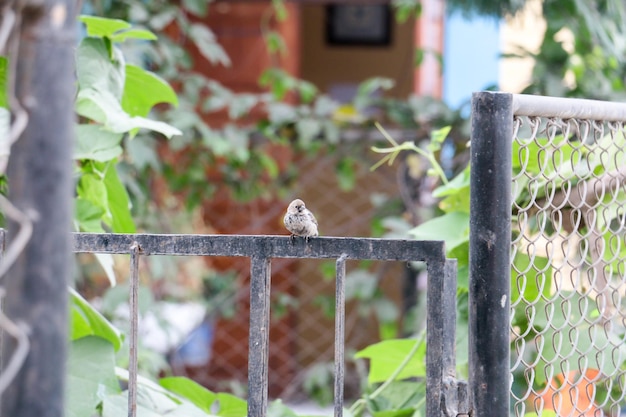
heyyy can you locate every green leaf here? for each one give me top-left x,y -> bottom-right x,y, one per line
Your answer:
298,80 -> 318,103
102,161 -> 136,233
74,198 -> 106,233
267,102 -> 297,124
80,16 -> 131,38
0,56 -> 7,108
427,126 -> 451,152
74,124 -> 123,162
110,29 -> 157,43
77,88 -> 182,138
188,24 -> 231,67
296,118 -> 322,146
77,171 -> 109,223
433,163 -> 471,214
122,64 -> 178,118
355,339 -> 426,384
409,211 -> 470,251
228,94 -> 258,119
70,288 -> 123,351
368,381 -> 424,416
66,336 -> 120,417
76,37 -> 125,99
265,31 -> 287,55
79,15 -> 157,42
159,376 -> 217,414
215,393 -> 247,417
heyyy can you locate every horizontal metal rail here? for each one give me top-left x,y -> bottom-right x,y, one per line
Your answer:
71,233 -> 453,417
72,233 -> 445,261
512,93 -> 626,121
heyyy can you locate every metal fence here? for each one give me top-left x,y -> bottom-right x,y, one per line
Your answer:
471,92 -> 626,417
71,233 -> 456,417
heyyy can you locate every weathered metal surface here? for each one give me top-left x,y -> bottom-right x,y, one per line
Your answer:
72,233 -> 445,262
248,256 -> 272,417
469,91 -> 513,417
426,259 -> 457,417
333,255 -> 347,417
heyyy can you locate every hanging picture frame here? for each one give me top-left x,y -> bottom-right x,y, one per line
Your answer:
326,5 -> 392,46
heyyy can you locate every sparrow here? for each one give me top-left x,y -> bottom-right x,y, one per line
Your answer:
284,198 -> 318,241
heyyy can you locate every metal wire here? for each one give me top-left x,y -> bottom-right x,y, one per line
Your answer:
510,115 -> 626,417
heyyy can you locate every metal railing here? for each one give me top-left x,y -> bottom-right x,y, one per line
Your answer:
471,92 -> 626,417
71,233 -> 456,417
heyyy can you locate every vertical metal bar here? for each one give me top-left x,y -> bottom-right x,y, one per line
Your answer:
425,258 -> 446,417
248,255 -> 271,417
1,2 -> 75,416
334,254 -> 347,417
442,260 -> 458,376
469,91 -> 513,417
128,243 -> 140,417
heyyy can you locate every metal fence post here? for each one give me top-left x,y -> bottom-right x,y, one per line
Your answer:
469,91 -> 513,417
1,2 -> 75,417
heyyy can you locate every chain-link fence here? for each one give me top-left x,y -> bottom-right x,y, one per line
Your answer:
471,92 -> 626,417
511,114 -> 626,417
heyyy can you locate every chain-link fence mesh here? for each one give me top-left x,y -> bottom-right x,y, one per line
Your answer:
510,115 -> 626,417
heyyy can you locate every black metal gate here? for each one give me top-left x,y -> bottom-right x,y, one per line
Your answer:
71,233 -> 458,417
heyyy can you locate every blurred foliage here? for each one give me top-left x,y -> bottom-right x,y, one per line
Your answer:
520,0 -> 626,100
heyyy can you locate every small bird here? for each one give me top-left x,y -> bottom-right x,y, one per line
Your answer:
284,198 -> 318,241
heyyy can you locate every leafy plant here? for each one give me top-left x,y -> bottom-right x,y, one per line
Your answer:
74,16 -> 180,235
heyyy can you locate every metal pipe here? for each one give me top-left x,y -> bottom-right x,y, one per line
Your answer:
333,254 -> 347,417
469,91 -> 513,417
512,93 -> 626,121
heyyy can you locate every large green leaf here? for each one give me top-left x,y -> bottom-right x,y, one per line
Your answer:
70,288 -> 123,351
66,336 -> 120,417
76,87 -> 182,138
77,161 -> 136,233
74,124 -> 123,162
74,198 -> 106,232
409,211 -> 470,251
355,339 -> 426,384
159,377 -> 217,414
77,37 -> 125,100
102,161 -> 136,233
112,369 -> 213,417
215,393 -> 247,417
122,64 -> 178,117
